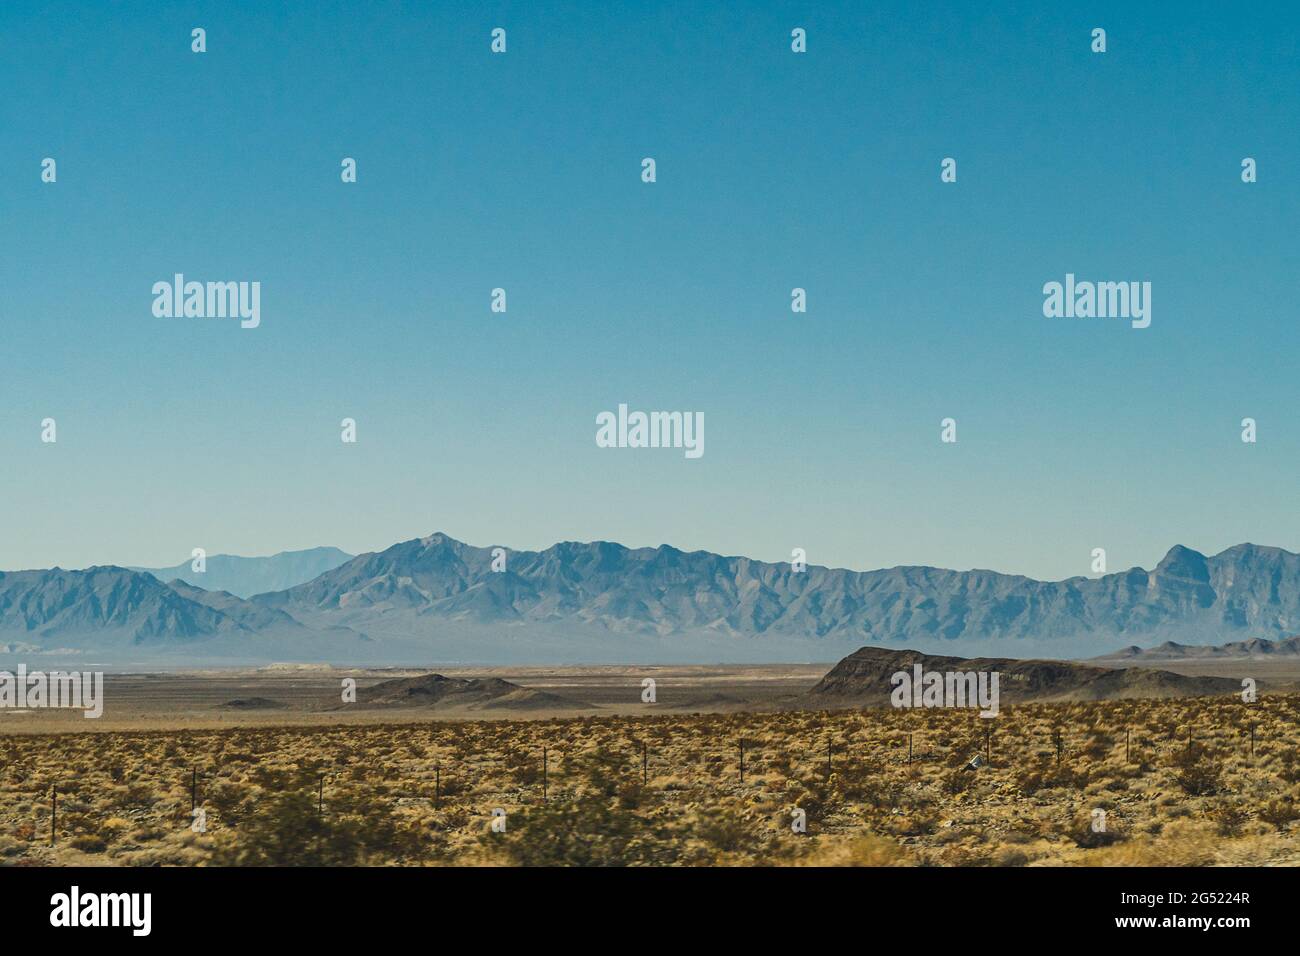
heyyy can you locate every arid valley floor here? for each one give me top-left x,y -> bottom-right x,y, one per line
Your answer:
2,660 -> 1299,867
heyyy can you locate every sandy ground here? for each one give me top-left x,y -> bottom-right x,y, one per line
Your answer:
1093,658 -> 1300,681
6,657 -> 1298,734
0,663 -> 831,732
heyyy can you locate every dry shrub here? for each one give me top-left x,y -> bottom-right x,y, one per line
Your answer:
1258,798 -> 1299,829
1208,801 -> 1249,837
1078,820 -> 1220,866
479,795 -> 675,866
1169,743 -> 1223,796
795,832 -> 914,866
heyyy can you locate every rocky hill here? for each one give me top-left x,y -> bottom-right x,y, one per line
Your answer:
806,646 -> 1246,707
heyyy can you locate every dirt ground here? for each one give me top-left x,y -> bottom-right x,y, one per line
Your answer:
0,663 -> 829,732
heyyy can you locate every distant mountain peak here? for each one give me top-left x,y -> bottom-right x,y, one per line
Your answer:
131,546 -> 353,599
1091,633 -> 1300,662
1155,544 -> 1208,571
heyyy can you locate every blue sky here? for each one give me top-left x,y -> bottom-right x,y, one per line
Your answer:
2,0 -> 1296,580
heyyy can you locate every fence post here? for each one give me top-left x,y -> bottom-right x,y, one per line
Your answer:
50,785 -> 57,846
642,741 -> 648,786
542,747 -> 548,803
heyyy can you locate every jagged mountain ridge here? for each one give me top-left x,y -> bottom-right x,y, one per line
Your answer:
253,533 -> 1300,649
3,535 -> 1300,661
0,566 -> 351,651
0,566 -> 257,643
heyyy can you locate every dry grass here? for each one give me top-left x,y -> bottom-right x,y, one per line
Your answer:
3,694 -> 1298,866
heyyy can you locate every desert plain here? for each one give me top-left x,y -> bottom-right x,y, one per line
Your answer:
1,657 -> 1298,867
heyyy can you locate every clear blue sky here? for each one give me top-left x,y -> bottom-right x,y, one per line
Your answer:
2,0 -> 1296,580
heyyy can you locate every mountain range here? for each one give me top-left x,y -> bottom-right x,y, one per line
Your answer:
2,533 -> 1299,664
1092,635 -> 1300,662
